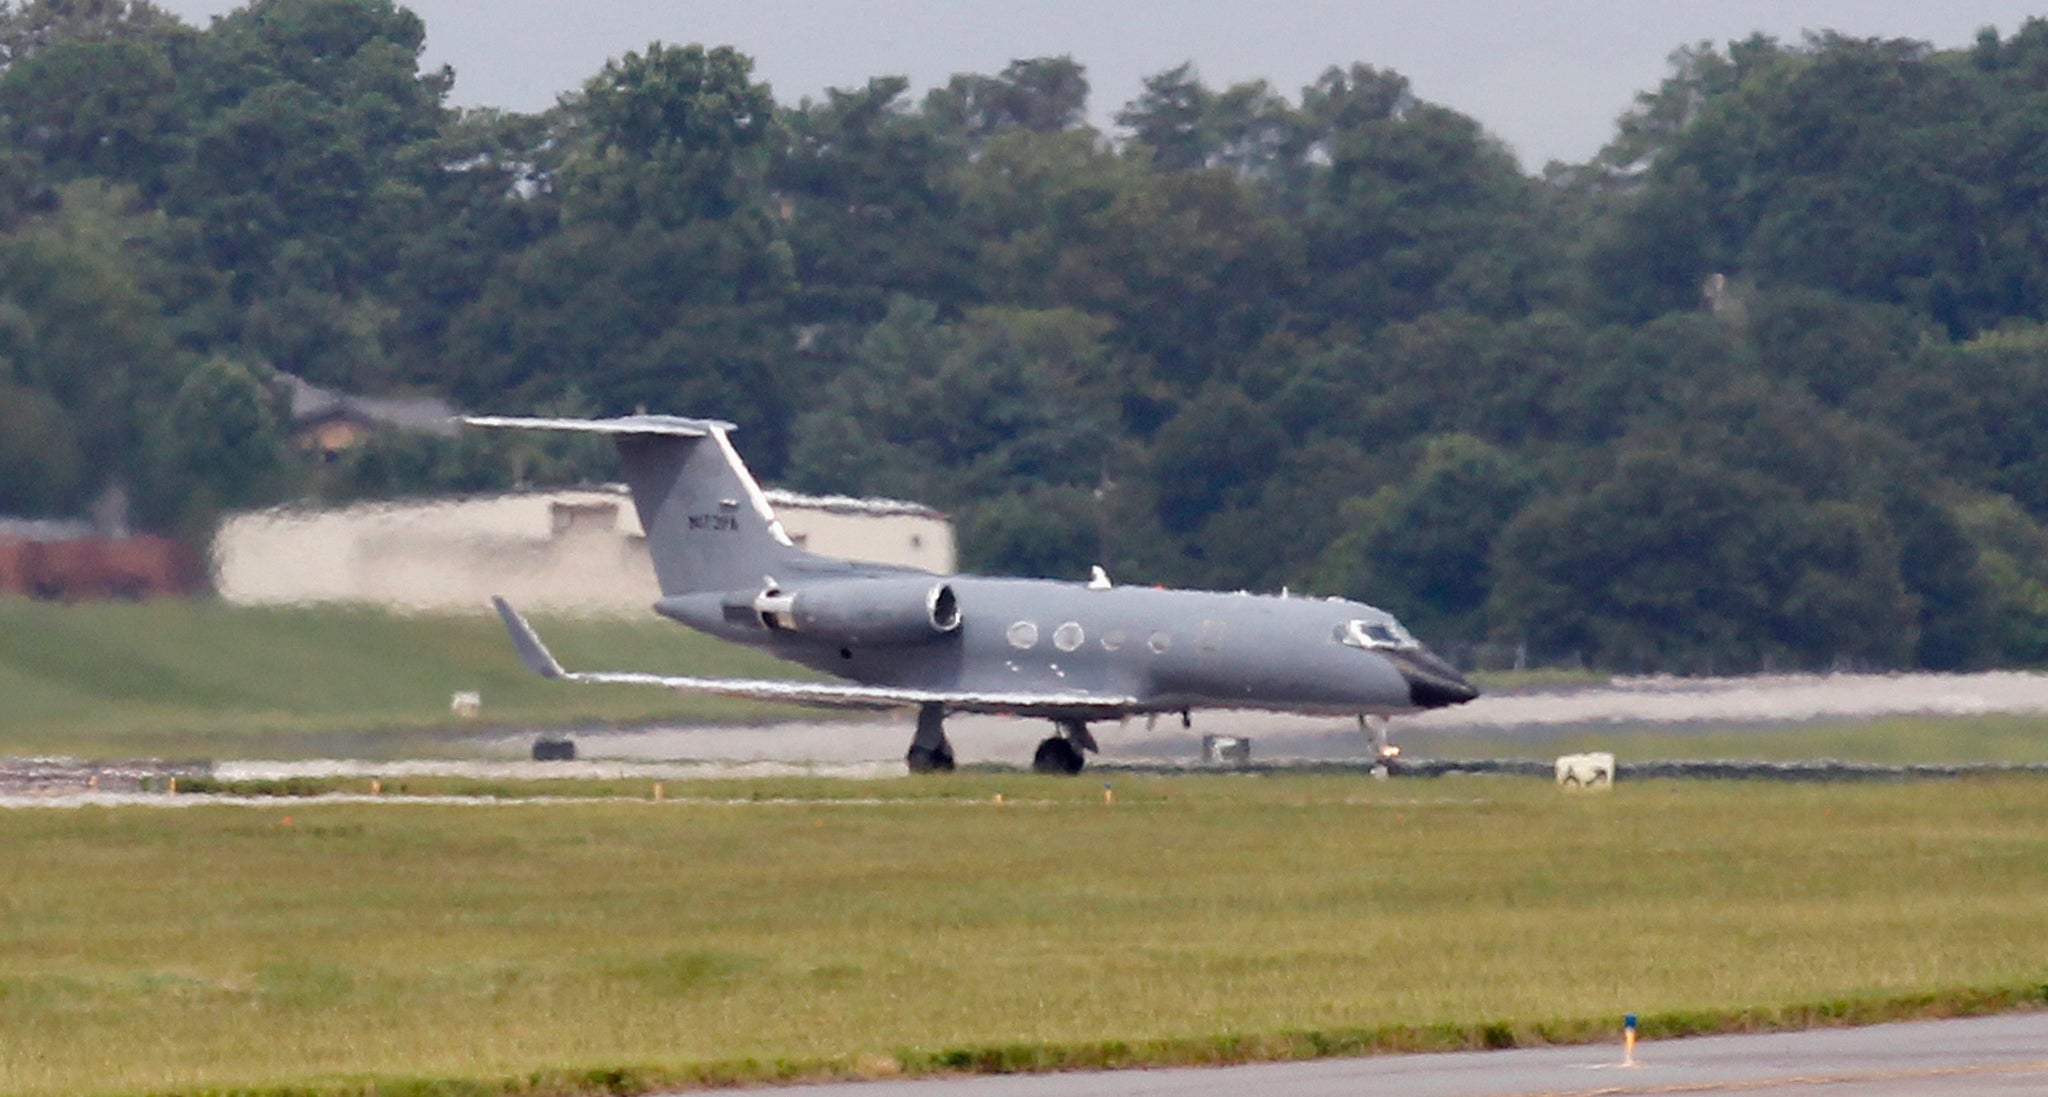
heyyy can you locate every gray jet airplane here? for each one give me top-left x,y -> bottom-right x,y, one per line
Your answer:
472,414 -> 1477,773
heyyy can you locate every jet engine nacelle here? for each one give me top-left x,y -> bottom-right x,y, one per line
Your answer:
753,578 -> 961,646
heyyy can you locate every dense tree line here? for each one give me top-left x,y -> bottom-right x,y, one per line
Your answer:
7,0 -> 2048,673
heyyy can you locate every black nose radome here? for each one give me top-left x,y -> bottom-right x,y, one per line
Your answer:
1386,647 -> 1479,709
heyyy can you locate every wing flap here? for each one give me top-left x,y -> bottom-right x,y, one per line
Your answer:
490,597 -> 1137,716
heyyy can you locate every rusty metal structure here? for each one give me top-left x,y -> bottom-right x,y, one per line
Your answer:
0,534 -> 205,601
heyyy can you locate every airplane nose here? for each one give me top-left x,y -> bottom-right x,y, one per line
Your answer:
1385,646 -> 1479,709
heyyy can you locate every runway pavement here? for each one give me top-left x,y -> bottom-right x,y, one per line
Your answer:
131,667 -> 2048,784
524,670 -> 2048,767
756,1012 -> 2048,1095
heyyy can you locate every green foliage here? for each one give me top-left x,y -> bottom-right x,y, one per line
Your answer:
1149,386 -> 1284,535
1312,435 -> 1532,636
958,129 -> 1301,383
2,10 -> 2048,672
562,42 -> 776,228
957,485 -> 1099,579
1296,64 -> 1556,329
179,0 -> 453,297
1592,30 -> 2048,335
788,297 -> 1116,505
0,180 -> 184,490
1859,325 -> 2048,517
923,55 -> 1091,144
143,355 -> 293,538
442,41 -> 799,467
0,380 -> 80,513
0,34 -> 186,191
777,76 -> 976,323
1745,286 -> 1929,404
1489,449 -> 1916,671
1953,494 -> 2048,663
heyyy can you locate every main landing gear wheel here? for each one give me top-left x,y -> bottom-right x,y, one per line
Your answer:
1032,718 -> 1098,775
906,702 -> 956,774
1032,736 -> 1085,775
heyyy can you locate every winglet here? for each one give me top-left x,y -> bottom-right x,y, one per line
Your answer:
491,596 -> 568,679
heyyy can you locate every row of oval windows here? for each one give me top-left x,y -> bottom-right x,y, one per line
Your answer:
1005,620 -> 1173,653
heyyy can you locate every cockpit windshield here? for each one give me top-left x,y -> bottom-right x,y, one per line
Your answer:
1337,617 -> 1419,652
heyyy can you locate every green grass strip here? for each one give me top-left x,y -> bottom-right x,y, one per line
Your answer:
0,598 -> 826,758
9,779 -> 2047,1096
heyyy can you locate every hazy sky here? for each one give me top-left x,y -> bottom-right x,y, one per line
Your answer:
158,1 -> 2048,169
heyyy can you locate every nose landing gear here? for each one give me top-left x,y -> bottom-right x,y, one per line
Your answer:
1360,713 -> 1400,778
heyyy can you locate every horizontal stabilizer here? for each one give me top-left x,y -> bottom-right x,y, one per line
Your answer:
462,414 -> 728,437
490,597 -> 1137,717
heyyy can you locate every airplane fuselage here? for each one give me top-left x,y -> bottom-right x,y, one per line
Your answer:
470,413 -> 1477,772
656,576 -> 1460,719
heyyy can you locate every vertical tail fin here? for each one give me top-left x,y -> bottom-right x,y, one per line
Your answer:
464,415 -> 805,596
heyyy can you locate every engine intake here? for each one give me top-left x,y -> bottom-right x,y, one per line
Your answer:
754,579 -> 961,646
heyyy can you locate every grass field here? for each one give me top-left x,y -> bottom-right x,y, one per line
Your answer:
5,775 -> 2048,1096
0,597 -> 824,758
1410,712 -> 2048,764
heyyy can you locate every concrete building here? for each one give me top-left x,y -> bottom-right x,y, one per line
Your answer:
213,486 -> 954,615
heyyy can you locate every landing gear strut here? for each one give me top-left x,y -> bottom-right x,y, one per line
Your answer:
1032,718 -> 1098,775
1360,713 -> 1399,777
907,703 -> 955,773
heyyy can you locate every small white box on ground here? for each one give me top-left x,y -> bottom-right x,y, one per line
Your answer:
450,691 -> 482,717
1555,752 -> 1615,789
1202,734 -> 1251,766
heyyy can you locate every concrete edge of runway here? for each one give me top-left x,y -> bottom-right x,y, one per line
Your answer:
751,1010 -> 2048,1096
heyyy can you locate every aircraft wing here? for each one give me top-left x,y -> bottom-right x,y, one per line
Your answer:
492,597 -> 1138,717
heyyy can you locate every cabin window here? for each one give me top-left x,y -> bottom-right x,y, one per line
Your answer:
1100,628 -> 1125,651
1053,622 -> 1084,651
1337,618 -> 1418,651
1007,621 -> 1040,649
1148,630 -> 1172,653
